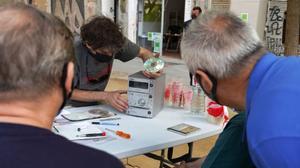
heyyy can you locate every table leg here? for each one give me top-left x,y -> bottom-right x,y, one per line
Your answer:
159,149 -> 165,168
144,152 -> 175,167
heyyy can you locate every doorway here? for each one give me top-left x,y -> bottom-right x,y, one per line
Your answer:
162,0 -> 185,59
137,0 -> 163,54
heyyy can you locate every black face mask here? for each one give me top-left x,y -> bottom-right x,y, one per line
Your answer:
86,47 -> 113,63
191,14 -> 197,19
57,63 -> 73,115
93,53 -> 113,62
196,72 -> 220,104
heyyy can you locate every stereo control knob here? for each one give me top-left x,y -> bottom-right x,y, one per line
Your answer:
138,98 -> 146,107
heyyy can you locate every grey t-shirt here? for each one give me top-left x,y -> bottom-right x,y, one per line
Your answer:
69,36 -> 140,107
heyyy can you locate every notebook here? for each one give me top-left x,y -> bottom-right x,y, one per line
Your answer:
167,123 -> 200,135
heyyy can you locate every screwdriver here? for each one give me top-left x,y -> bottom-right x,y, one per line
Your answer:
105,128 -> 131,139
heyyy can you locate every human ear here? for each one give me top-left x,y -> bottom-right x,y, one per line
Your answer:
65,62 -> 74,94
195,69 -> 213,94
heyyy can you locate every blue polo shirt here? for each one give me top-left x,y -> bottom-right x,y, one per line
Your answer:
246,52 -> 300,168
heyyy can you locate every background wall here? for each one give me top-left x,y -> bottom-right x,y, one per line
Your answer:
0,0 -> 29,5
32,0 -> 49,12
265,0 -> 287,55
51,0 -> 85,34
127,0 -> 138,42
230,0 -> 268,40
117,0 -> 129,38
101,0 -> 114,20
117,0 -> 139,42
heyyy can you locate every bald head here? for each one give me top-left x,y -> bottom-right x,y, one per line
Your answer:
207,15 -> 234,33
0,5 -> 37,30
0,3 -> 74,101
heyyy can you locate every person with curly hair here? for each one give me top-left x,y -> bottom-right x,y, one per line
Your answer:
69,16 -> 160,111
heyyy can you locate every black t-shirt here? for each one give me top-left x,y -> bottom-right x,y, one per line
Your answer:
0,123 -> 124,168
183,19 -> 192,29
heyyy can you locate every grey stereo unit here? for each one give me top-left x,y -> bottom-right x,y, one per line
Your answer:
127,71 -> 165,118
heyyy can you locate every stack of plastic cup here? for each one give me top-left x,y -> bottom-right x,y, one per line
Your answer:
182,87 -> 193,110
164,81 -> 195,111
164,83 -> 172,106
171,81 -> 183,107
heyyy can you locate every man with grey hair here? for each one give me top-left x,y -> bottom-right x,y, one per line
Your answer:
0,3 -> 123,168
181,11 -> 300,168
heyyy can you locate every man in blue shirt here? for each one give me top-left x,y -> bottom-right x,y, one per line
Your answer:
0,3 -> 123,168
181,11 -> 300,168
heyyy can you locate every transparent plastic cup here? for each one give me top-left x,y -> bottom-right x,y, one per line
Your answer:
190,86 -> 206,117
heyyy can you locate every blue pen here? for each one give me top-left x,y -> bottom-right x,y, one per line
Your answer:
91,122 -> 120,126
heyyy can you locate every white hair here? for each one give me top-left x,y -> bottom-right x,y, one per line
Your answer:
181,11 -> 263,79
0,4 -> 74,100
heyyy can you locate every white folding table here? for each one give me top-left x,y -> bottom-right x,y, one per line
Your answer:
55,105 -> 223,162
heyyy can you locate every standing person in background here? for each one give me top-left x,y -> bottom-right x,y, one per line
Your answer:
184,6 -> 202,29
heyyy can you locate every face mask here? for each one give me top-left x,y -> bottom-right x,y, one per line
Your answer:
93,53 -> 113,62
86,46 -> 113,62
57,63 -> 73,115
196,72 -> 220,104
191,14 -> 197,19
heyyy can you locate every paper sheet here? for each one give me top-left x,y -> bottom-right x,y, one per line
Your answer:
53,122 -> 105,140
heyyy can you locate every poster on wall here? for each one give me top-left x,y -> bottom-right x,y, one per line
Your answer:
265,0 -> 287,56
211,0 -> 230,11
51,0 -> 85,34
240,13 -> 249,23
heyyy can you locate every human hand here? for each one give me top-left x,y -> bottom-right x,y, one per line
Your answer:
143,52 -> 163,78
104,90 -> 128,112
174,159 -> 202,168
153,52 -> 160,58
143,70 -> 162,78
174,161 -> 187,168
